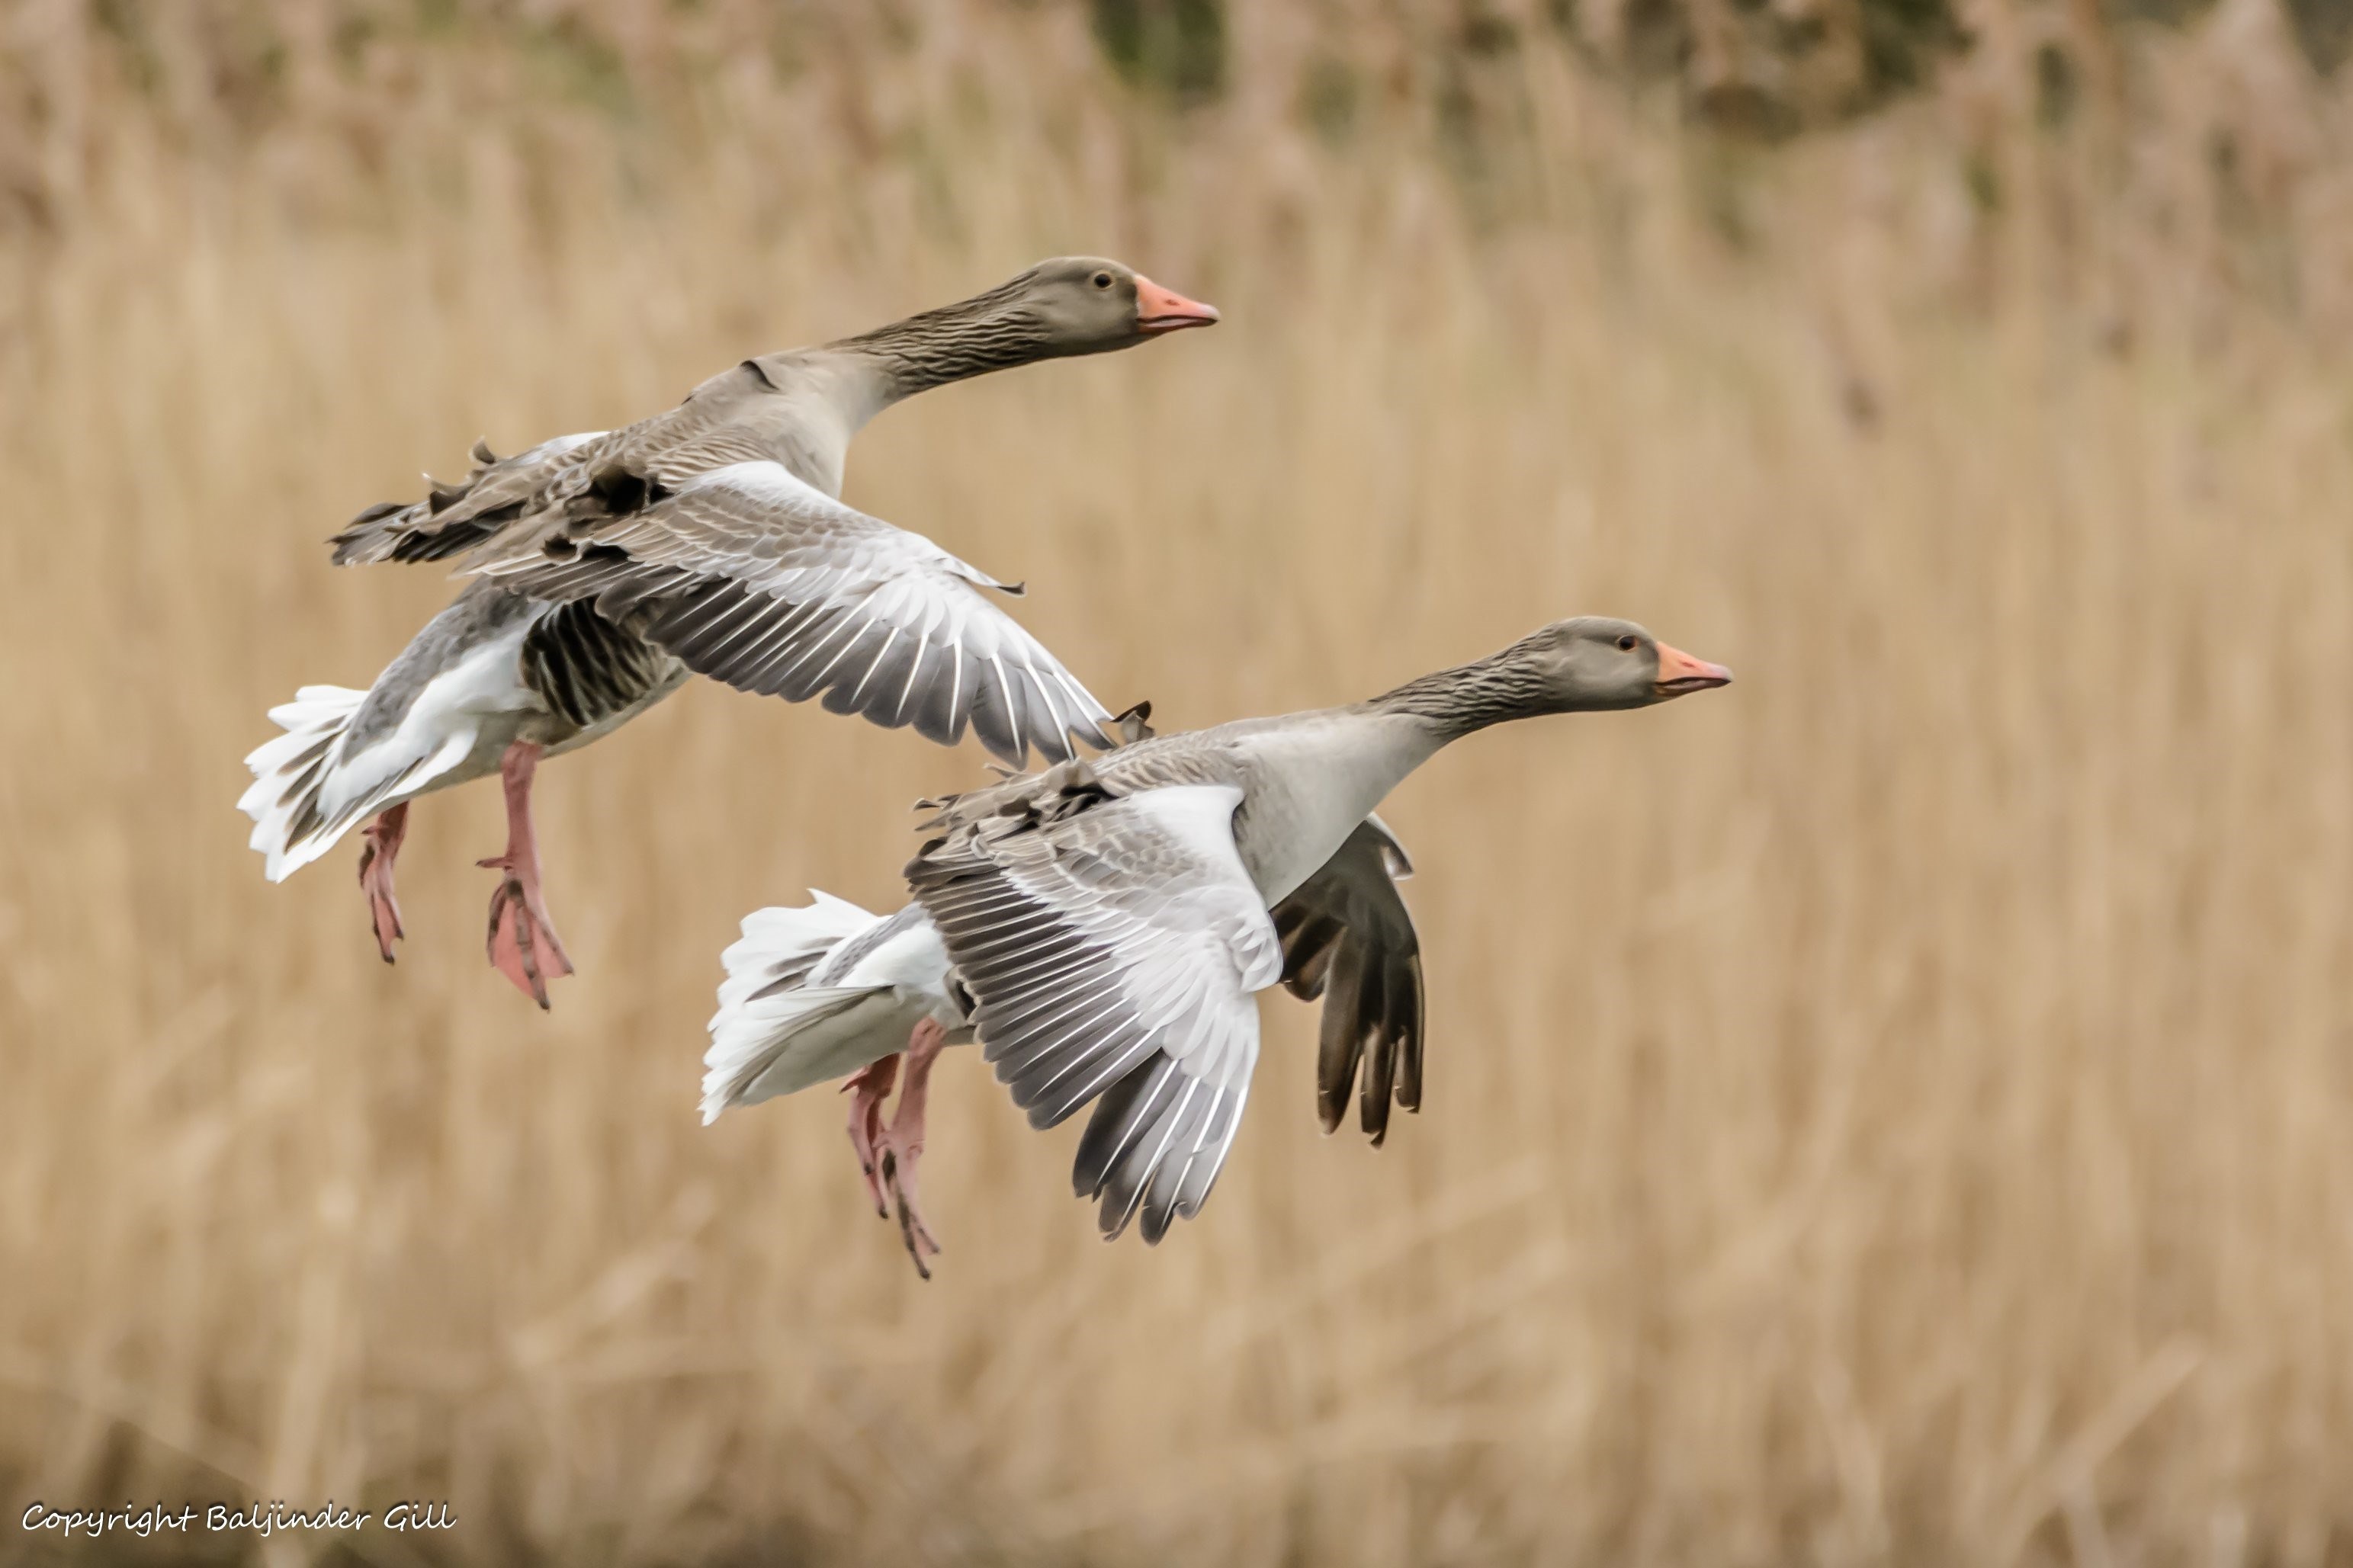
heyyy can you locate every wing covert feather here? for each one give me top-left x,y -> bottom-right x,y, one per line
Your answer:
908,782 -> 1282,1241
472,461 -> 1111,765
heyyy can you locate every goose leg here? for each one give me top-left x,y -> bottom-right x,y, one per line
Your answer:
477,742 -> 575,1008
842,1053 -> 900,1217
356,803 -> 409,963
878,1018 -> 947,1278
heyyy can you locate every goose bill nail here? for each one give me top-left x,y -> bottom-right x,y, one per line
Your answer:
1655,643 -> 1733,694
1134,277 -> 1221,331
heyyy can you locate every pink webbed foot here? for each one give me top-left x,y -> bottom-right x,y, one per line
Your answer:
843,1054 -> 900,1217
480,861 -> 576,1008
878,1018 -> 948,1278
840,1018 -> 949,1277
356,803 -> 409,964
477,741 -> 575,1009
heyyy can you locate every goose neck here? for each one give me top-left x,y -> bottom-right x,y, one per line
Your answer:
825,286 -> 1055,406
1357,653 -> 1552,745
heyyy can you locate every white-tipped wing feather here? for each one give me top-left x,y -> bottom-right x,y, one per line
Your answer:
470,460 -> 1111,767
907,784 -> 1282,1243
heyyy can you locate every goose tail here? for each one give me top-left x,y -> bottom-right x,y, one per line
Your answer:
703,894 -> 908,1124
237,686 -> 371,882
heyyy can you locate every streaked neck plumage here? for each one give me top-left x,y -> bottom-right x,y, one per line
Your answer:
1356,646 -> 1558,746
823,279 -> 1059,412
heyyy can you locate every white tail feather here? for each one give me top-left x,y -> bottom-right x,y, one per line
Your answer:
703,893 -> 917,1124
238,686 -> 370,882
239,659 -> 491,883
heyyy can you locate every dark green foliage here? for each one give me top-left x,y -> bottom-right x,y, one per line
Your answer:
2108,0 -> 2217,24
522,15 -> 633,117
90,0 -> 162,96
1854,0 -> 1968,105
2283,0 -> 2353,74
1298,56 -> 1360,144
1459,5 -> 1522,57
1090,0 -> 1227,103
1620,0 -> 1694,82
1965,151 -> 2002,213
2036,42 -> 2077,127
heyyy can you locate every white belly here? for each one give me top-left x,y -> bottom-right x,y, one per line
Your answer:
319,622 -> 541,822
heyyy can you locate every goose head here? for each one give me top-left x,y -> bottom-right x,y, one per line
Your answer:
1366,617 -> 1732,738
1012,257 -> 1221,353
1512,617 -> 1734,711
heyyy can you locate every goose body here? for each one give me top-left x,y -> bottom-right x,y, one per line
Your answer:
242,584 -> 688,882
241,258 -> 1218,1005
705,899 -> 968,1118
701,814 -> 1415,1127
712,617 -> 1732,1268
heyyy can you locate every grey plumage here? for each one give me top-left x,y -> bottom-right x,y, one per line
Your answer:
327,257 -> 1205,570
520,598 -> 677,731
910,851 -> 1160,1129
900,617 -> 1732,1246
472,463 -> 1111,767
251,257 -> 1219,906
912,824 -> 1260,1244
907,766 -> 1282,1243
344,582 -> 538,753
807,903 -> 932,988
1074,1055 -> 1247,1243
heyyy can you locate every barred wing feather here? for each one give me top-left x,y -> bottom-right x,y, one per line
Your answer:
907,784 -> 1282,1242
473,460 -> 1110,767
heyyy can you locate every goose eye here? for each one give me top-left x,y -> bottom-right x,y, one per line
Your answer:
1616,635 -> 1638,652
1093,272 -> 1113,289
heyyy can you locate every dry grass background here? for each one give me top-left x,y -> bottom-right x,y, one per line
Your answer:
5,1 -> 2353,1563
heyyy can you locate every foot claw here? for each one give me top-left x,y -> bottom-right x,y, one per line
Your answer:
357,807 -> 409,964
842,1021 -> 948,1278
477,742 -> 572,1008
882,1150 -> 942,1278
483,865 -> 572,1009
843,1059 -> 898,1217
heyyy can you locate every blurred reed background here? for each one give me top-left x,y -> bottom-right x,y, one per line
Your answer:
3,0 -> 2352,1563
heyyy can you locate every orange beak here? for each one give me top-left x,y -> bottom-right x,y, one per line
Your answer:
1134,275 -> 1221,334
1654,641 -> 1734,697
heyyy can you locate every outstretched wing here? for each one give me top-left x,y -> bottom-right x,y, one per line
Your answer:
326,360 -> 811,566
329,431 -> 609,566
470,460 -> 1113,767
1271,816 -> 1424,1145
907,784 -> 1283,1243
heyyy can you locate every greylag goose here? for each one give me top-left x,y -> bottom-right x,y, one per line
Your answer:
702,617 -> 1731,1273
241,259 -> 1216,1007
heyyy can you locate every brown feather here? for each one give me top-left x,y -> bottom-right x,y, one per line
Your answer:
1315,941 -> 1369,1135
1273,817 -> 1424,1144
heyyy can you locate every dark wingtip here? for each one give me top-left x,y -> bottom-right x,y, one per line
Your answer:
1108,700 -> 1155,748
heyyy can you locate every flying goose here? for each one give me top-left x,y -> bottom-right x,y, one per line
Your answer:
701,618 -> 1732,1273
241,259 -> 1218,1007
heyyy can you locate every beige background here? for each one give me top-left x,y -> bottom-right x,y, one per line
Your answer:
2,2 -> 2351,1562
